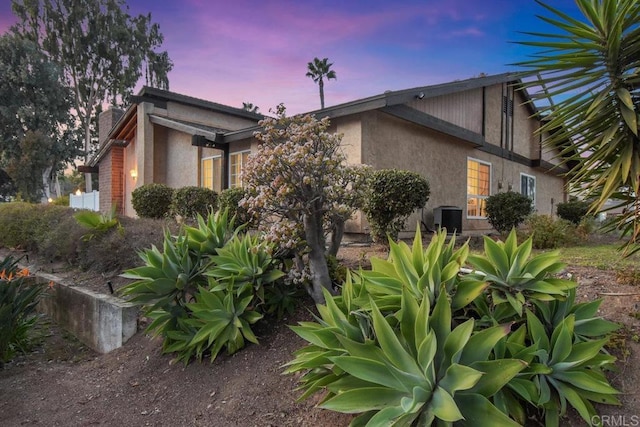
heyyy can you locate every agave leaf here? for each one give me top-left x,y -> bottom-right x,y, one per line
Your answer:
452,279 -> 488,310
467,359 -> 527,397
370,298 -> 422,376
443,318 -> 474,365
456,393 -> 521,427
574,318 -> 620,337
483,237 -> 510,277
430,386 -> 464,422
549,321 -> 574,366
319,387 -> 405,413
549,378 -> 597,424
438,364 -> 483,394
330,355 -> 418,392
459,323 -> 512,365
552,370 -> 619,395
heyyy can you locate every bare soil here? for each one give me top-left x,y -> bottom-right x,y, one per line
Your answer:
1,242 -> 639,427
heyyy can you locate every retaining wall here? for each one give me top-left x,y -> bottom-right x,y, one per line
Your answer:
33,272 -> 139,353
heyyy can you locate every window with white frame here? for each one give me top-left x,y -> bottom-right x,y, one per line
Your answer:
467,158 -> 491,218
520,173 -> 536,206
230,151 -> 250,188
201,155 -> 222,192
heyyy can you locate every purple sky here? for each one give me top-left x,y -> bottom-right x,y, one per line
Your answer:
0,0 -> 579,114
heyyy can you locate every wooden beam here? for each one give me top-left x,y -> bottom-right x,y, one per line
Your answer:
381,105 -> 484,147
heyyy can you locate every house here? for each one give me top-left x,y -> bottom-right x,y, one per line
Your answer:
88,72 -> 568,236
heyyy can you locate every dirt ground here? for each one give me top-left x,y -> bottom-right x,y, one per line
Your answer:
1,242 -> 639,427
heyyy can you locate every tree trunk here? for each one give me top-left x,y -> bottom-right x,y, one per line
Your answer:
303,212 -> 332,304
319,79 -> 325,109
327,218 -> 344,257
84,119 -> 93,193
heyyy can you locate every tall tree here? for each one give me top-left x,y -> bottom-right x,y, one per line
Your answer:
242,102 -> 260,114
306,57 -> 336,109
0,32 -> 80,202
516,0 -> 640,255
11,0 -> 173,192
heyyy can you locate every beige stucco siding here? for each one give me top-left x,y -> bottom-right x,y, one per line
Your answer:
164,129 -> 199,188
332,115 -> 363,165
355,110 -> 566,236
124,138 -> 137,217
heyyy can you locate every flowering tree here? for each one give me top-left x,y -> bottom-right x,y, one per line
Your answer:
241,105 -> 367,303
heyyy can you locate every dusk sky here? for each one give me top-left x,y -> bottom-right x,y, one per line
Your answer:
0,0 -> 580,114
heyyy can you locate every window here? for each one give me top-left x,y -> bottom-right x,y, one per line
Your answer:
520,173 -> 536,206
467,158 -> 491,218
230,151 -> 250,188
201,156 -> 222,192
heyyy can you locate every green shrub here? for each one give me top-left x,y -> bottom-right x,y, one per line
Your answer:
362,169 -> 430,242
0,202 -> 40,250
518,214 -> 581,249
0,255 -> 46,365
51,195 -> 69,206
218,187 -> 252,226
485,191 -> 533,234
556,198 -> 591,224
131,183 -> 174,219
171,186 -> 217,220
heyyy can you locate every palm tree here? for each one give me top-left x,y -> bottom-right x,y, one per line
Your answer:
242,102 -> 259,114
306,57 -> 337,109
516,0 -> 640,255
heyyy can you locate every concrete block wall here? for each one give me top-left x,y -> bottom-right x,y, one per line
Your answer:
33,272 -> 139,354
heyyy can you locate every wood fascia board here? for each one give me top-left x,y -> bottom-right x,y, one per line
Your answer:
381,105 -> 484,147
148,114 -> 221,142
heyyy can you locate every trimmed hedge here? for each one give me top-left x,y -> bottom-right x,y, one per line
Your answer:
171,186 -> 217,219
131,183 -> 174,219
362,169 -> 430,242
485,191 -> 533,234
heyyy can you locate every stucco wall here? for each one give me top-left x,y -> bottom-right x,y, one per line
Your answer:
357,110 -> 566,235
163,129 -> 198,188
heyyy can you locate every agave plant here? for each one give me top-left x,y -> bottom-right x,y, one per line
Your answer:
184,208 -> 241,255
498,311 -> 620,427
349,229 -> 487,314
120,229 -> 208,311
73,204 -> 122,241
532,288 -> 619,342
465,230 -> 576,320
286,287 -> 525,426
205,233 -> 284,303
170,283 -> 263,363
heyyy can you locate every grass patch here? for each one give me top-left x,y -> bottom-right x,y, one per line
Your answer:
556,244 -> 640,271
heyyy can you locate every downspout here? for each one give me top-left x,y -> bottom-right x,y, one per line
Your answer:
500,83 -> 505,151
510,86 -> 515,153
222,145 -> 230,189
482,87 -> 486,139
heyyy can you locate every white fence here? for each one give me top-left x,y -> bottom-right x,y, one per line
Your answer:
70,190 -> 99,211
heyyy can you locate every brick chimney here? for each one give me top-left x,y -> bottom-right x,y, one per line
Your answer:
98,108 -> 124,148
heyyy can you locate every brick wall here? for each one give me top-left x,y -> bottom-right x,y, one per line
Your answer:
98,108 -> 124,147
98,146 -> 124,214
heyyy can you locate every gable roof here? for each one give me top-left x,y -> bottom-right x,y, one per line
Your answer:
91,72 -> 537,165
225,71 -> 533,142
132,86 -> 264,121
